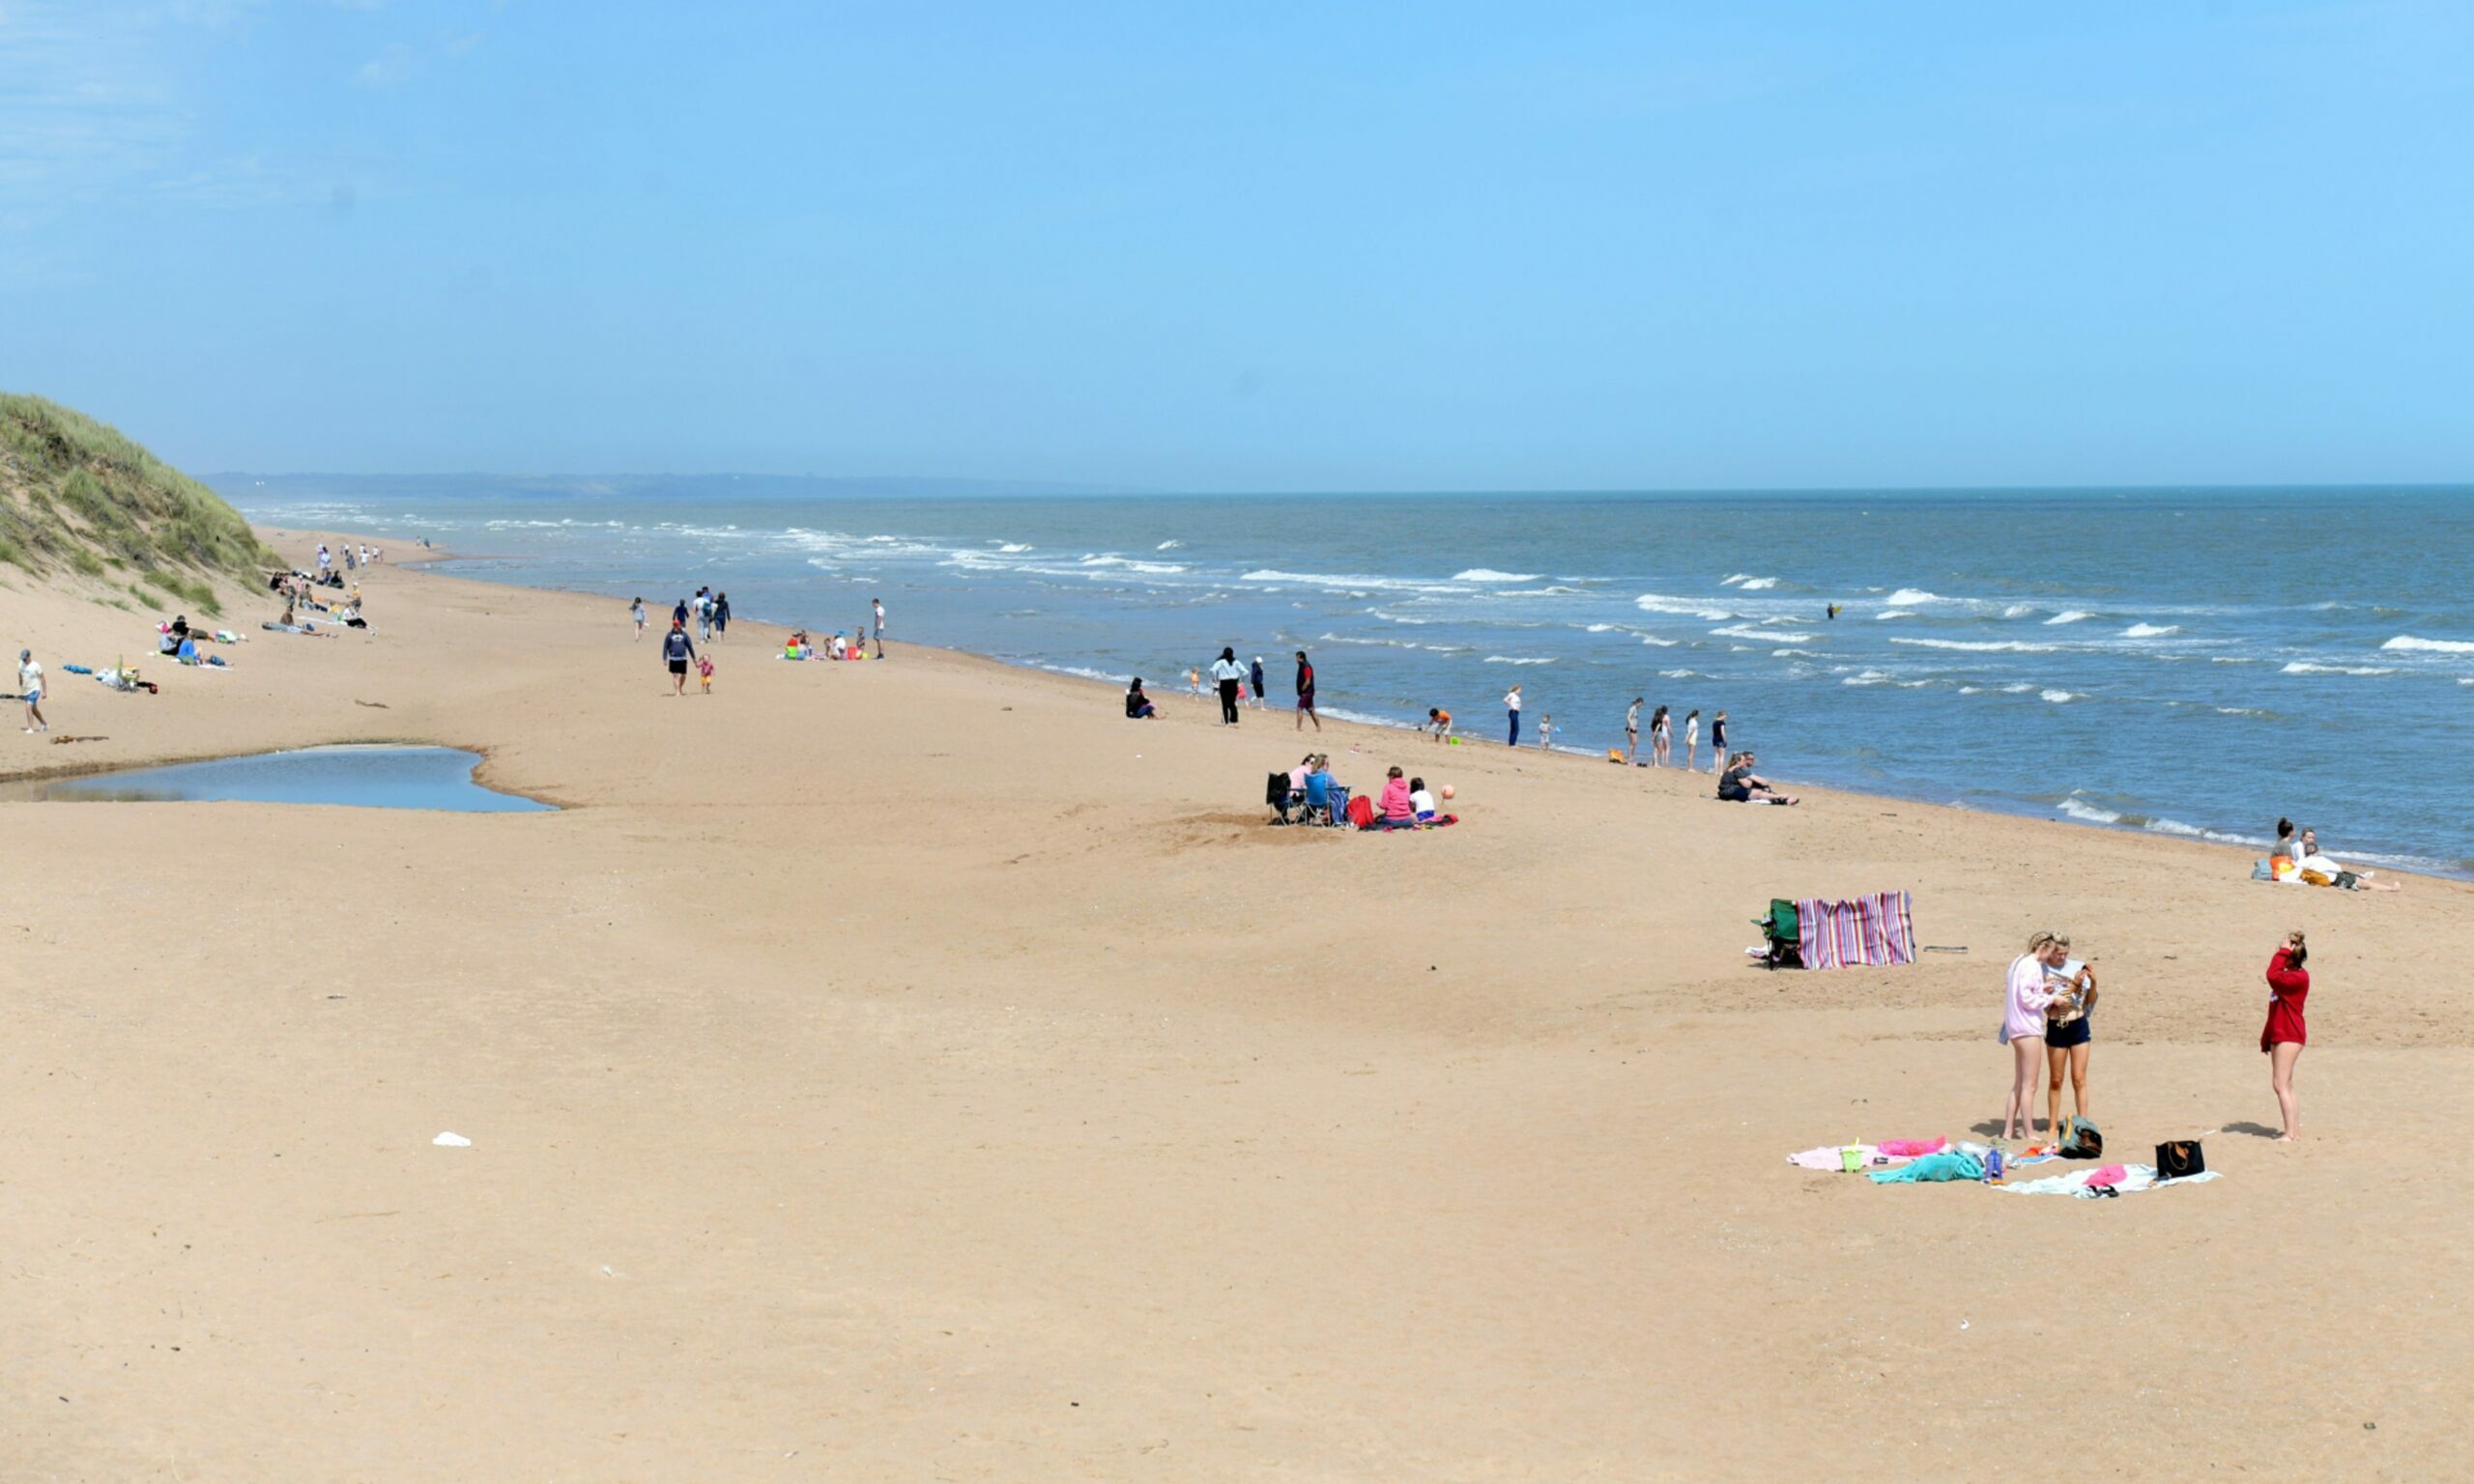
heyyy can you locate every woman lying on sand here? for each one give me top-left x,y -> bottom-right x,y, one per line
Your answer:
2294,828 -> 2401,892
1717,753 -> 1799,806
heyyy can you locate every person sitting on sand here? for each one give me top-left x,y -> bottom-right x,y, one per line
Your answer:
1410,776 -> 1438,823
1717,753 -> 1799,806
2294,828 -> 2401,892
1126,677 -> 1159,719
1378,765 -> 1417,829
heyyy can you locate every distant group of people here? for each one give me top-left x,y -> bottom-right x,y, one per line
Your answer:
315,541 -> 382,575
1166,649 -> 1316,730
2265,817 -> 2400,892
1998,927 -> 2315,1147
1622,701 -> 1723,770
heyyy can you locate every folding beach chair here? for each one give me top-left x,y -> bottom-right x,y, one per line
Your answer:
1756,899 -> 1802,969
1265,771 -> 1302,824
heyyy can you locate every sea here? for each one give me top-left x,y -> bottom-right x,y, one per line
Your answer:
223,478 -> 2474,875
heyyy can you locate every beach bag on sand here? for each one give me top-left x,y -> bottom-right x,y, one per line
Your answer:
1346,794 -> 1376,830
2058,1117 -> 2104,1160
2155,1140 -> 2205,1179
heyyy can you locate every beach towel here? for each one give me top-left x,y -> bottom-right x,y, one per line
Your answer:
1795,890 -> 1917,971
1998,1163 -> 2224,1198
1867,1151 -> 1983,1184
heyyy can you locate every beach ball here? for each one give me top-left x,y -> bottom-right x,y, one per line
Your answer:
1439,785 -> 1456,801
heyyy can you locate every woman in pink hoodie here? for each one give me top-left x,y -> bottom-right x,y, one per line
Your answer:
1378,766 -> 1418,829
1999,930 -> 2072,1140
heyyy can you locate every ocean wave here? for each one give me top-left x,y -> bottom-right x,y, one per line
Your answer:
2044,611 -> 2094,625
1077,555 -> 1189,575
1584,623 -> 1619,633
2381,635 -> 2474,654
2041,689 -> 2079,703
1659,668 -> 1708,679
2001,603 -> 2036,619
2121,622 -> 2180,638
1454,568 -> 1540,583
1890,638 -> 2057,653
1843,670 -> 1893,687
1366,608 -> 1435,625
1874,610 -> 1916,621
1035,662 -> 1132,684
1155,539 -> 1183,550
1244,568 -> 1443,593
991,541 -> 1033,553
1712,624 -> 1813,642
1639,636 -> 1679,647
1635,593 -> 1735,621
1483,655 -> 1557,666
2057,795 -> 2121,824
1885,588 -> 1946,606
1721,574 -> 1782,589
2281,661 -> 2396,675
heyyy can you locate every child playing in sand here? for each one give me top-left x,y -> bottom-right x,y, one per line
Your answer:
698,655 -> 715,694
1425,707 -> 1453,742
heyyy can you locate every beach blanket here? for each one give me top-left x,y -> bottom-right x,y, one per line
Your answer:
1796,890 -> 1916,970
1998,1163 -> 2223,1198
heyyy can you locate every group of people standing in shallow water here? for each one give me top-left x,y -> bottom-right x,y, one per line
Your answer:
1999,927 -> 2316,1147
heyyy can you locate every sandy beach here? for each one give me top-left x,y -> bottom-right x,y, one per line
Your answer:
6,529 -> 2471,1480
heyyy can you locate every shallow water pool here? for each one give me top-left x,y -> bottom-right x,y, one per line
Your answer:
3,745 -> 554,812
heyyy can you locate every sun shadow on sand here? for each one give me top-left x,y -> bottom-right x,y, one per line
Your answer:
2218,1121 -> 2284,1140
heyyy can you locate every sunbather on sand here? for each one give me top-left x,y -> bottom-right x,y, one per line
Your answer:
1717,753 -> 1798,806
2294,828 -> 2400,892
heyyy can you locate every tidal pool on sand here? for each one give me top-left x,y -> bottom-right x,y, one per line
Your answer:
4,746 -> 554,812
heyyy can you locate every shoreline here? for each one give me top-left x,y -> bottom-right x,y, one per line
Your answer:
270,520 -> 2469,882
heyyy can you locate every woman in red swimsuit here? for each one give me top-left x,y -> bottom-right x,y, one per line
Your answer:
2261,930 -> 2310,1141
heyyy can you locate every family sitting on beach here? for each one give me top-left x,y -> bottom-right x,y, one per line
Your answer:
1268,755 -> 1453,828
2260,817 -> 2401,892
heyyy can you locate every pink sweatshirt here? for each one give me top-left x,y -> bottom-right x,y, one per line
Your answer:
2000,955 -> 2064,1043
1380,777 -> 1415,820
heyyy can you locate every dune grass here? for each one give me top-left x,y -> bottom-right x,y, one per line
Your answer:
0,393 -> 273,614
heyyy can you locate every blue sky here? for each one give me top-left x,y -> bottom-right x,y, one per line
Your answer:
3,1 -> 2469,490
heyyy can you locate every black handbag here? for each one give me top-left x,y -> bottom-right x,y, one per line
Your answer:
2155,1140 -> 2206,1180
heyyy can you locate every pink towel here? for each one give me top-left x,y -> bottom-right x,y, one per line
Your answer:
2086,1164 -> 2128,1187
1875,1138 -> 1947,1157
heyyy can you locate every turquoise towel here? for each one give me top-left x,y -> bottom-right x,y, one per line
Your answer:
1867,1151 -> 1986,1184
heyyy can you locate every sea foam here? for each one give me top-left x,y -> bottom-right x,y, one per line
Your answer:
2382,635 -> 2474,654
